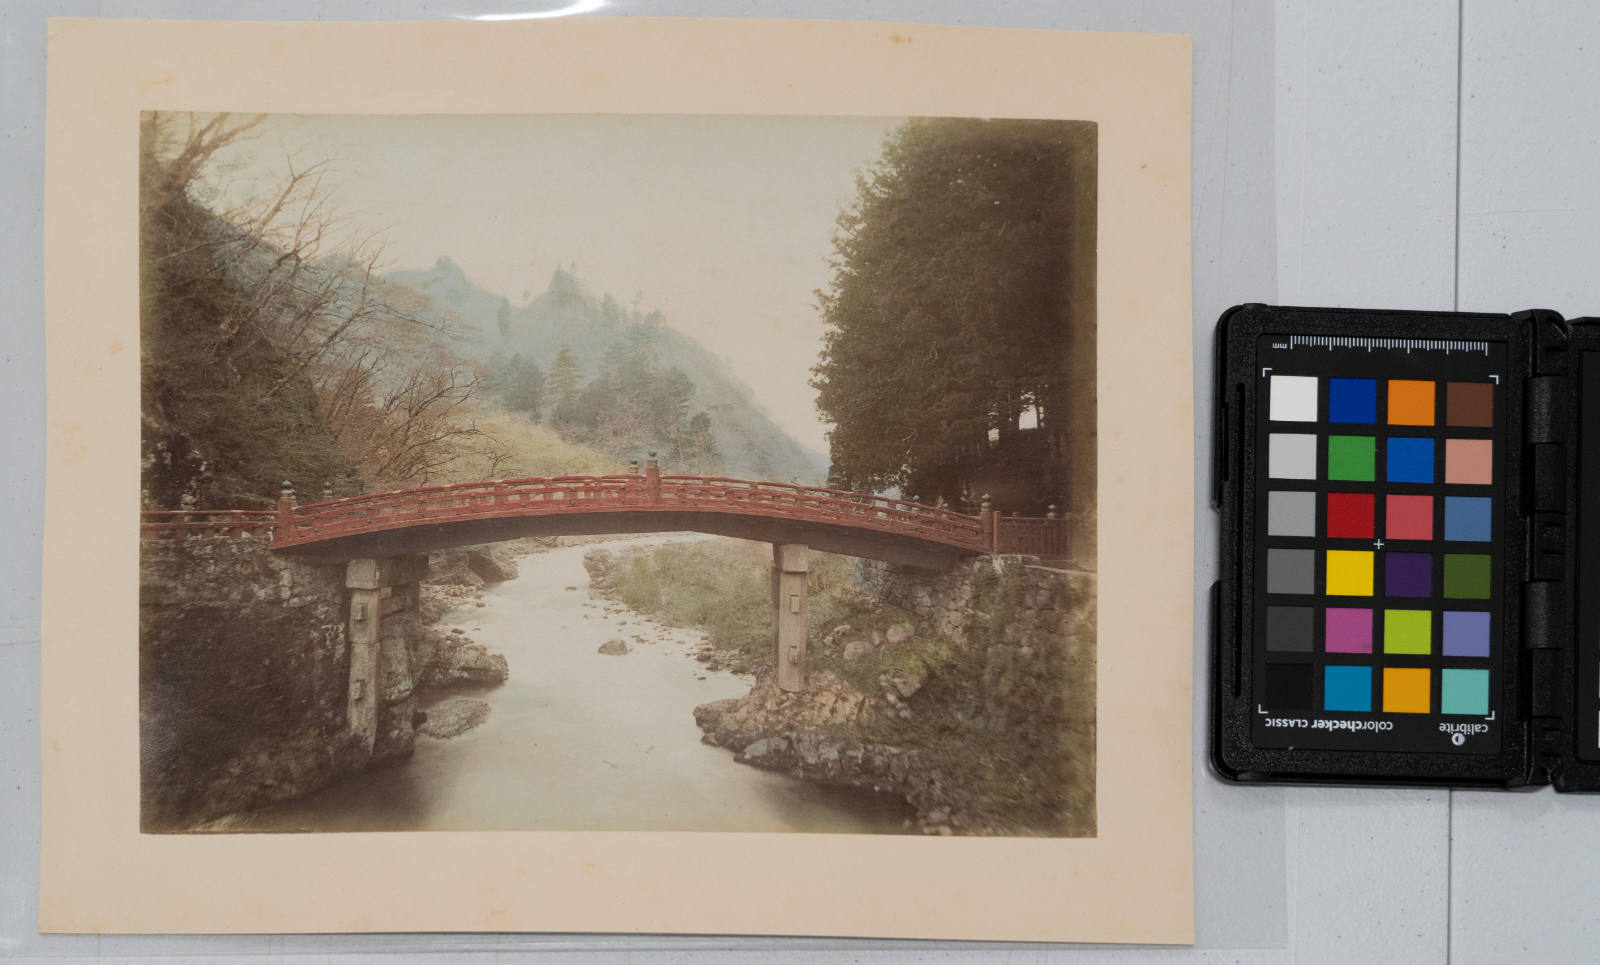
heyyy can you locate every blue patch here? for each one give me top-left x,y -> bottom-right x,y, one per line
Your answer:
1328,378 -> 1377,424
1387,437 -> 1435,483
1324,665 -> 1372,712
1444,496 -> 1493,542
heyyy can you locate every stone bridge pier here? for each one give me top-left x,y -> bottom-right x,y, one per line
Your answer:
345,554 -> 430,761
772,543 -> 809,692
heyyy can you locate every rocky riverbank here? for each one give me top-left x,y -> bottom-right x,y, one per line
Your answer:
139,535 -> 550,830
584,542 -> 1097,837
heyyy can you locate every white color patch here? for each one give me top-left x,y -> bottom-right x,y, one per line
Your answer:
1269,375 -> 1320,422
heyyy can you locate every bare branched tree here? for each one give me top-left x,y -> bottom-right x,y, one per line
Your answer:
141,111 -> 487,502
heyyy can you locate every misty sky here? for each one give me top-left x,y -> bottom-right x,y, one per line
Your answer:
194,113 -> 906,453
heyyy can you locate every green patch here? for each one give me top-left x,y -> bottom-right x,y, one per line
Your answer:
1327,435 -> 1377,482
1443,553 -> 1492,599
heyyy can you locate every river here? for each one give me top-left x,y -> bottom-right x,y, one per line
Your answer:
244,535 -> 911,834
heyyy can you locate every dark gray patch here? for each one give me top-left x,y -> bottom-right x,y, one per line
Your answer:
1265,606 -> 1314,652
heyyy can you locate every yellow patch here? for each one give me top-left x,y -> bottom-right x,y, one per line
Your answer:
1325,550 -> 1373,596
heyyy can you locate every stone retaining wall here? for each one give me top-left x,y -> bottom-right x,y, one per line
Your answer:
139,538 -> 430,830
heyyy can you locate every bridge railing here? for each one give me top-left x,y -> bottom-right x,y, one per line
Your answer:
654,475 -> 986,548
992,514 -> 1073,558
267,473 -> 990,552
140,509 -> 279,540
275,475 -> 640,545
141,475 -> 1078,558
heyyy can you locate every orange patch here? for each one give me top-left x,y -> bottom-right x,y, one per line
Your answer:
1382,667 -> 1431,714
1387,379 -> 1436,426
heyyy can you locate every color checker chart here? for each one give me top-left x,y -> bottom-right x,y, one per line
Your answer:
1251,335 -> 1505,755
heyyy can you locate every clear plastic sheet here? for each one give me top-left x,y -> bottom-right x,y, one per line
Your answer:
1,0 -> 1280,958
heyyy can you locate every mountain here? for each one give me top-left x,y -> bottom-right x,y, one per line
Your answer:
386,256 -> 511,345
386,259 -> 829,485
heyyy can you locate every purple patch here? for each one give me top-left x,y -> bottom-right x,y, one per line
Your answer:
1443,610 -> 1491,658
1384,552 -> 1433,598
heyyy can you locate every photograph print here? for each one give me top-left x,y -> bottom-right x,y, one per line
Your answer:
137,111 -> 1098,838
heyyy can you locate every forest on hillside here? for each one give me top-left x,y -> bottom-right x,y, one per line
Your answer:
138,113 -> 815,510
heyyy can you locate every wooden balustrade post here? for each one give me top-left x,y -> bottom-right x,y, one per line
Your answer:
979,493 -> 997,554
624,458 -> 641,504
645,450 -> 660,503
275,481 -> 295,543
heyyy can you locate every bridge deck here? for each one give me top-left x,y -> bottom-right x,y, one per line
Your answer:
140,473 -> 1071,569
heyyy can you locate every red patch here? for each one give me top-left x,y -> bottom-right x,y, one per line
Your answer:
1325,492 -> 1375,539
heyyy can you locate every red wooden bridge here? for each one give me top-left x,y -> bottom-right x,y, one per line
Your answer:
140,467 -> 1070,569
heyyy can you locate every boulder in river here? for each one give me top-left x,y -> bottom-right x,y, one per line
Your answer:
419,641 -> 509,689
417,697 -> 492,738
598,639 -> 631,656
582,549 -> 617,593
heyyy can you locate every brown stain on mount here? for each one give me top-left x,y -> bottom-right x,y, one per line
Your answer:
889,32 -> 914,44
54,420 -> 87,465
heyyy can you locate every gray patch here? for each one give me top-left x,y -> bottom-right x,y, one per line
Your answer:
1266,548 -> 1315,595
1267,490 -> 1317,538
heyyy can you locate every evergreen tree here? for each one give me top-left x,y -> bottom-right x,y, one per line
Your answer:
493,353 -> 545,418
681,411 -> 721,472
810,118 -> 1095,506
545,344 -> 582,417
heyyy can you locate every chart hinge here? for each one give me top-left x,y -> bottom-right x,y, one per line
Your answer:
1524,578 -> 1570,782
1523,580 -> 1567,652
1526,376 -> 1567,444
1517,309 -> 1570,376
1529,512 -> 1566,581
1524,582 -> 1569,763
1531,443 -> 1568,513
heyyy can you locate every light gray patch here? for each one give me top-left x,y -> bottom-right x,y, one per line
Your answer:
1267,490 -> 1317,538
1268,433 -> 1318,479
